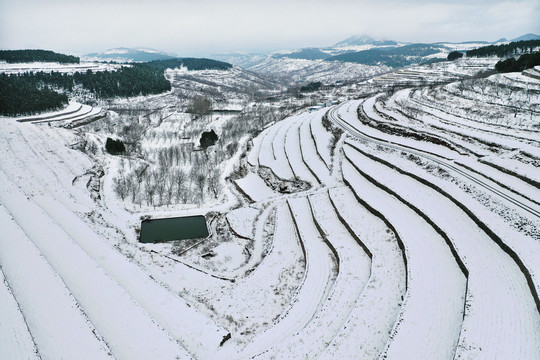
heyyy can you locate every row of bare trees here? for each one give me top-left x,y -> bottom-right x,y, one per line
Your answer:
109,99 -> 296,208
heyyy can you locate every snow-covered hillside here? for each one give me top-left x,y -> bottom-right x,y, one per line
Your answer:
1,45 -> 539,360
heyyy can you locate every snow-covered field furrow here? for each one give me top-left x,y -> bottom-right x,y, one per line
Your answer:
344,144 -> 540,360
0,119 -> 227,359
405,93 -> 540,153
343,99 -> 463,160
0,122 -> 94,212
455,157 -> 540,205
0,171 -> 191,359
260,191 -> 371,358
247,126 -> 272,166
479,156 -> 540,188
258,119 -> 287,177
35,195 -> 226,358
31,104 -> 95,123
409,86 -> 539,135
218,203 -> 305,357
240,197 -> 335,358
0,266 -> 40,360
371,93 -> 540,201
0,201 -> 113,360
16,102 -> 83,122
371,94 -> 487,157
341,152 -> 466,359
309,110 -> 333,169
319,187 -> 406,359
284,116 -> 319,184
381,90 -> 509,150
332,103 -> 540,219
299,113 -> 333,185
269,115 -> 300,180
347,141 -> 540,319
234,172 -> 278,202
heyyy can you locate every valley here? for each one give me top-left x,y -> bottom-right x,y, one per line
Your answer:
0,37 -> 539,359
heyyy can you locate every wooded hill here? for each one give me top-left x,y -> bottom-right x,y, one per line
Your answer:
495,52 -> 540,73
147,58 -> 233,71
467,40 -> 540,58
0,49 -> 235,116
0,49 -> 80,64
325,44 -> 444,67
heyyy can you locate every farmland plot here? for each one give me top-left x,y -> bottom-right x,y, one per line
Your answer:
1,60 -> 539,360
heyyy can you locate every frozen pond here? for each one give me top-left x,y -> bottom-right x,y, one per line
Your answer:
140,215 -> 209,243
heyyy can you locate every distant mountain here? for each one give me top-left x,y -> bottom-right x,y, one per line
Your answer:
84,48 -> 176,62
147,58 -> 233,71
326,43 -> 446,67
273,48 -> 331,61
0,49 -> 79,64
511,33 -> 540,42
334,35 -> 398,47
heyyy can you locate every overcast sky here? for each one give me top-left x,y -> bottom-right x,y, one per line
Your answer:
1,0 -> 539,56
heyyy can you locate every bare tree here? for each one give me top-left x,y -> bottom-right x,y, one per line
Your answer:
113,176 -> 128,201
143,172 -> 156,207
174,169 -> 188,204
189,96 -> 213,121
194,171 -> 206,204
154,170 -> 166,207
207,169 -> 221,199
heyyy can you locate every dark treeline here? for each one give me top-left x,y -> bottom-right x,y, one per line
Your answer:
467,40 -> 540,58
1,64 -> 171,116
1,50 -> 234,116
300,82 -> 322,92
147,58 -> 233,71
447,51 -> 463,61
0,49 -> 80,64
495,52 -> 540,73
73,64 -> 171,98
0,74 -> 68,116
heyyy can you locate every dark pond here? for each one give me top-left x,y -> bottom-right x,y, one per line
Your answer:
140,215 -> 209,243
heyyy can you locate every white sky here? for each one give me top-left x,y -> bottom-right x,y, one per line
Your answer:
1,0 -> 539,56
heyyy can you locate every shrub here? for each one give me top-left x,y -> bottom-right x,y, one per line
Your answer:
495,52 -> 540,73
105,137 -> 126,155
199,130 -> 219,148
447,51 -> 463,61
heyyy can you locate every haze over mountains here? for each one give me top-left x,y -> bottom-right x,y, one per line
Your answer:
83,48 -> 177,62
84,33 -> 540,64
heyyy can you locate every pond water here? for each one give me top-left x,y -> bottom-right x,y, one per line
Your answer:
140,215 -> 209,243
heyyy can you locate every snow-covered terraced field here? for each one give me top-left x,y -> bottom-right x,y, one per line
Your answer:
0,61 -> 123,74
15,101 -> 104,127
1,63 -> 539,360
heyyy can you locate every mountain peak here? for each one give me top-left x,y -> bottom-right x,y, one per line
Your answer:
334,35 -> 398,47
511,33 -> 540,42
84,47 -> 177,62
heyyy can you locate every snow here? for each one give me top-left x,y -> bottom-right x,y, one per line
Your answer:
1,52 -> 539,359
320,187 -> 406,359
0,62 -> 123,74
343,146 -> 466,359
240,197 -> 335,358
284,115 -> 319,184
0,201 -> 113,360
0,266 -> 39,360
264,191 -> 371,358
310,111 -> 333,168
298,110 -> 334,184
344,142 -> 540,359
226,206 -> 260,239
234,173 -> 277,202
0,118 -> 226,359
16,102 -> 82,122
